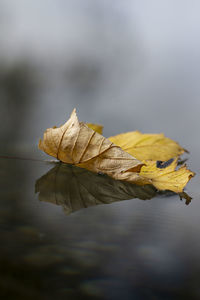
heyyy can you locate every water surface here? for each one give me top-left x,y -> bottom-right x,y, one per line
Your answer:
1,152 -> 199,299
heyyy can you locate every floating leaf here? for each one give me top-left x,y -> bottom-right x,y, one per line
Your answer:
35,163 -> 157,215
38,109 -> 194,194
108,130 -> 194,192
139,159 -> 194,193
109,131 -> 185,161
39,109 -> 143,179
102,158 -> 194,193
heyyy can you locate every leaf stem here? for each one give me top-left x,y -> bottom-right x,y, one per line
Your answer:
0,155 -> 57,163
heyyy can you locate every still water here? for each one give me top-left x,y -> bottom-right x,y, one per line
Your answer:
1,149 -> 199,299
1,2 -> 200,299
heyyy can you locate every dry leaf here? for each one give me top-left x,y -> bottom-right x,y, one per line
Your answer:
108,130 -> 194,192
38,108 -> 194,194
115,158 -> 194,193
139,159 -> 194,193
39,109 -> 143,179
35,163 -> 156,215
109,131 -> 185,161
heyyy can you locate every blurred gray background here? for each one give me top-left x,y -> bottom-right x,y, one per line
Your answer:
0,0 -> 199,170
1,2 -> 200,298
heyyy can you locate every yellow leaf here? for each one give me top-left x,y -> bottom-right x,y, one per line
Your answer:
39,109 -> 143,178
139,158 -> 194,193
38,109 -> 194,194
109,131 -> 185,161
87,123 -> 103,135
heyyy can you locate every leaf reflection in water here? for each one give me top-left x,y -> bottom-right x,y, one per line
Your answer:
35,163 -> 157,215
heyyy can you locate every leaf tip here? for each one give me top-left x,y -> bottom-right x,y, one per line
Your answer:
71,108 -> 77,116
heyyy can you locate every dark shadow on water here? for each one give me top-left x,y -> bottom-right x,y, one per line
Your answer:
35,162 -> 157,215
35,162 -> 192,215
